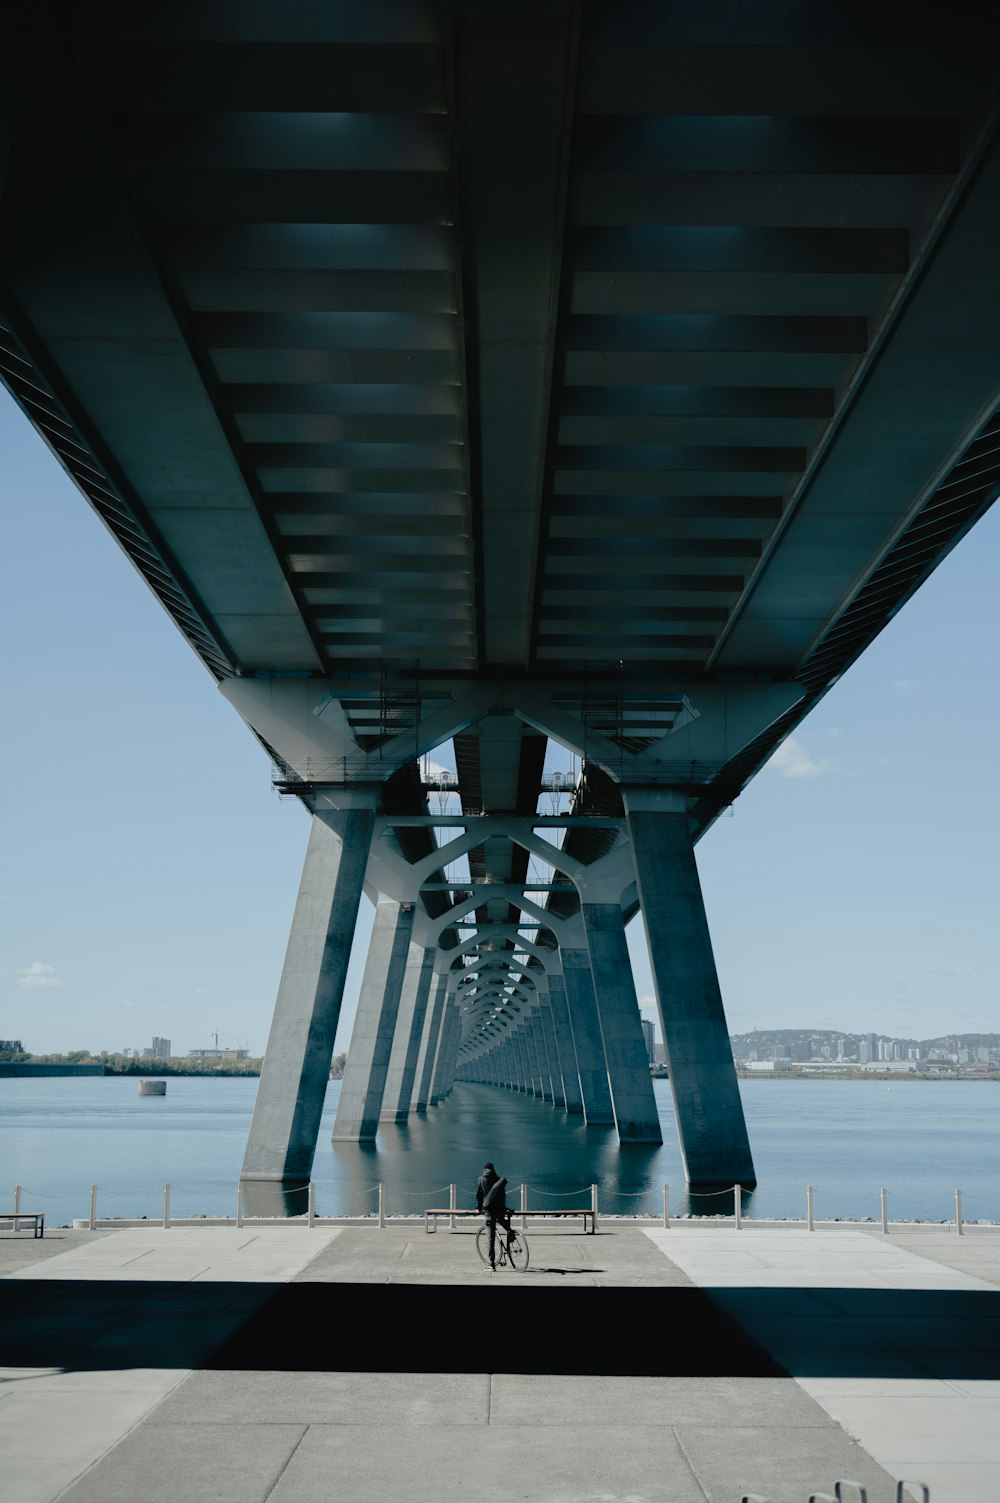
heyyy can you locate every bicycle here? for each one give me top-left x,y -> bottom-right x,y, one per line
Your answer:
476,1213 -> 529,1271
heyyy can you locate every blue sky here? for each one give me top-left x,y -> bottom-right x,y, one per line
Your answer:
1,388 -> 997,1054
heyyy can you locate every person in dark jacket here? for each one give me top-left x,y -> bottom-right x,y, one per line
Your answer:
475,1162 -> 508,1269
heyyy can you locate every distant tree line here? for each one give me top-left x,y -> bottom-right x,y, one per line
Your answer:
0,1049 -> 263,1076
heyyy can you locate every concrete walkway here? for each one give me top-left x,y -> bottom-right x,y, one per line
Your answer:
1,1221 -> 997,1503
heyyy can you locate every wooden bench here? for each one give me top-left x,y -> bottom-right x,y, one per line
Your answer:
425,1207 -> 595,1234
0,1210 -> 44,1238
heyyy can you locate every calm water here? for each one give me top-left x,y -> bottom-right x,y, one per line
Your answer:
2,1076 -> 999,1223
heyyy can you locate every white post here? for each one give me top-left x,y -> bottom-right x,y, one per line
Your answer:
449,1181 -> 456,1231
662,1183 -> 670,1229
308,1181 -> 316,1228
13,1184 -> 21,1233
163,1183 -> 170,1230
378,1182 -> 385,1229
880,1186 -> 889,1234
807,1184 -> 815,1232
591,1182 -> 598,1234
734,1184 -> 742,1231
89,1184 -> 97,1231
955,1187 -> 963,1236
520,1181 -> 527,1228
236,1184 -> 243,1227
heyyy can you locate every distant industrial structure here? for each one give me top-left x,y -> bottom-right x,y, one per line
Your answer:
150,1037 -> 171,1062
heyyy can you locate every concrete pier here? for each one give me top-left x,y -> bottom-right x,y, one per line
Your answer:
331,899 -> 414,1141
241,804 -> 375,1196
412,973 -> 449,1112
379,944 -> 435,1124
581,903 -> 663,1145
626,796 -> 755,1185
559,947 -> 615,1126
547,972 -> 583,1114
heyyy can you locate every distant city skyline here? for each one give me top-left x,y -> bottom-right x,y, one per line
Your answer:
2,388 -> 998,1054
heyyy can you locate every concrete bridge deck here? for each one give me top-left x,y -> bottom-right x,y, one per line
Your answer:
3,1222 -> 1000,1503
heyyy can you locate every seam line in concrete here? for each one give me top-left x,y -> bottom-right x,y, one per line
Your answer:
672,1423 -> 711,1501
48,1368 -> 193,1503
260,1423 -> 311,1503
289,1227 -> 342,1280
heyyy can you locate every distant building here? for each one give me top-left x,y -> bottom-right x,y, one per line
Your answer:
188,1047 -> 248,1062
640,1018 -> 655,1065
0,1039 -> 25,1053
151,1037 -> 171,1061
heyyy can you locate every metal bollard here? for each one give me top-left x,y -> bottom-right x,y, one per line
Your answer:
13,1184 -> 21,1233
807,1184 -> 815,1232
833,1483 -> 869,1503
236,1184 -> 243,1227
521,1181 -> 527,1228
378,1182 -> 385,1229
89,1184 -> 97,1231
163,1183 -> 171,1230
663,1183 -> 670,1229
955,1187 -> 963,1236
880,1186 -> 889,1235
734,1183 -> 742,1230
308,1181 -> 316,1228
449,1182 -> 456,1231
591,1182 -> 598,1234
895,1484 -> 929,1503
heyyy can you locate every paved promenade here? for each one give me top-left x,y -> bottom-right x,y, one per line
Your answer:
2,1220 -> 999,1503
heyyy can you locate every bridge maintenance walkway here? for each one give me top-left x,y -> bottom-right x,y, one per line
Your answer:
3,1221 -> 1000,1502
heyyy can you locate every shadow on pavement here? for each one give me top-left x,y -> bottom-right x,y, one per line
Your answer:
6,1281 -> 998,1382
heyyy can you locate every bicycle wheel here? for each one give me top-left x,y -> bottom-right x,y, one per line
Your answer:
504,1227 -> 529,1271
475,1223 -> 491,1266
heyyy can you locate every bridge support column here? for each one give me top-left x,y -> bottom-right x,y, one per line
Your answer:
413,972 -> 449,1111
525,1017 -> 543,1097
241,799 -> 375,1205
380,942 -> 435,1123
560,947 -> 615,1126
625,790 -> 755,1187
513,1030 -> 529,1091
539,999 -> 563,1105
332,898 -> 414,1141
432,1004 -> 459,1100
581,904 -> 662,1144
547,971 -> 583,1113
535,1004 -> 556,1100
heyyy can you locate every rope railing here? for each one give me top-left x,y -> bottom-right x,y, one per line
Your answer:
6,1180 -> 998,1232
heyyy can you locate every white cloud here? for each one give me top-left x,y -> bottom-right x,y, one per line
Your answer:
888,678 -> 920,697
16,961 -> 65,990
767,737 -> 832,779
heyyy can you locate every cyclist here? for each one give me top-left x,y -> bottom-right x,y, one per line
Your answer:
475,1161 -> 509,1270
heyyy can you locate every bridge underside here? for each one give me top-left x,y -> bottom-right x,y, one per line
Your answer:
2,3 -> 1000,1195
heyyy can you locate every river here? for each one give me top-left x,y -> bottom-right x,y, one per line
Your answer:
2,1076 -> 998,1223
